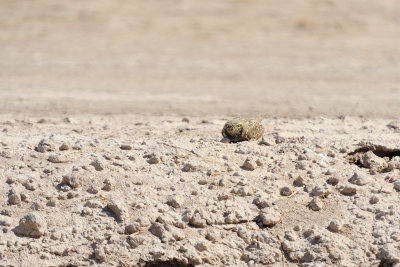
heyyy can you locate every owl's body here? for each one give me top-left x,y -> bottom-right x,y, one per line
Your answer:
222,119 -> 264,143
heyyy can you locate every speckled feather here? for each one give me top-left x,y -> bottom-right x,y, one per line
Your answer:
222,119 -> 264,142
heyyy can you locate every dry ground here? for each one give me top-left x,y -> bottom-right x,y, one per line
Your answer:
0,1 -> 400,266
1,0 -> 400,117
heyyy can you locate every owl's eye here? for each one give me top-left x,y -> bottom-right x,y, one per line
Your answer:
236,124 -> 242,129
226,124 -> 231,128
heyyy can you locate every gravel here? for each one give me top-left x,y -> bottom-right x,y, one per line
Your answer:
1,116 -> 400,266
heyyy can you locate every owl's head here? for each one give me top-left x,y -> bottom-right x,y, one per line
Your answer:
222,121 -> 243,142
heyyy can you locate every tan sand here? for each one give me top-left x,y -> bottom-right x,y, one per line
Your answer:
0,1 -> 399,266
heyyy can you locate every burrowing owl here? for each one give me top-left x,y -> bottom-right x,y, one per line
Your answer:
222,119 -> 264,143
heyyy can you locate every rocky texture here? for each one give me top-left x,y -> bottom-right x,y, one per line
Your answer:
1,116 -> 400,266
105,200 -> 128,222
360,151 -> 388,174
349,171 -> 372,186
13,213 -> 47,238
2,0 -> 400,264
35,139 -> 55,153
259,208 -> 281,226
309,197 -> 324,211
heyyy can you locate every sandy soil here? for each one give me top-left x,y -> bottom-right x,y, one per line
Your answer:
1,0 -> 400,118
1,1 -> 400,266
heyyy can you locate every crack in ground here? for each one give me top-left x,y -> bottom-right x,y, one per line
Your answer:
347,144 -> 400,171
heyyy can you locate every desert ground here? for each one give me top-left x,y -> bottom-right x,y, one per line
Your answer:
1,1 -> 400,266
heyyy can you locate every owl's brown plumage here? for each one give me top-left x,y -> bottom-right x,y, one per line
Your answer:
222,119 -> 264,143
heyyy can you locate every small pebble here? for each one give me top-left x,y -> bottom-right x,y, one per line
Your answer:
369,196 -> 379,204
182,163 -> 196,172
341,185 -> 357,196
198,179 -> 207,185
48,154 -> 68,163
125,222 -> 140,234
47,199 -> 57,207
167,194 -> 184,208
8,189 -> 21,205
348,171 -> 371,186
394,180 -> 400,191
327,174 -> 340,185
241,158 -> 257,171
293,176 -> 305,186
94,246 -> 106,262
328,220 -> 342,232
308,197 -> 324,211
259,208 -> 281,226
280,186 -> 293,196
90,159 -> 104,171
120,144 -> 132,150
59,143 -> 70,151
195,242 -> 208,252
87,185 -> 99,194
147,156 -> 160,164
14,213 -> 47,237
102,178 -> 113,191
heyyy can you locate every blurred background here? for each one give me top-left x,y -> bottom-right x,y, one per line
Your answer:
1,0 -> 399,118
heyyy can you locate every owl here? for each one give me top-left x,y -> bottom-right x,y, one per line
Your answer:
222,119 -> 264,143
